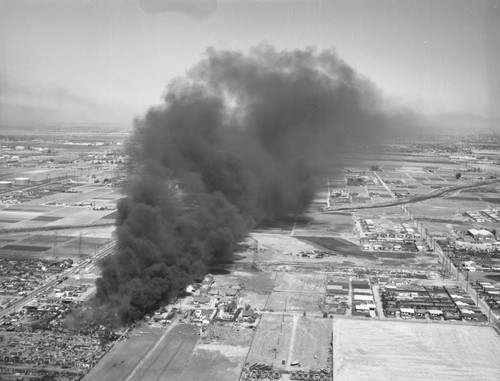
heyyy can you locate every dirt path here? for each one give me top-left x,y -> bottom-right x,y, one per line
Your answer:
371,284 -> 385,320
286,315 -> 299,367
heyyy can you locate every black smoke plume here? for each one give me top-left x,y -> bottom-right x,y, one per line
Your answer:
96,45 -> 396,323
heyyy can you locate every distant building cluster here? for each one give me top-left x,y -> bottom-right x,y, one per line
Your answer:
358,219 -> 422,252
324,279 -> 349,315
380,284 -> 487,322
351,279 -> 376,317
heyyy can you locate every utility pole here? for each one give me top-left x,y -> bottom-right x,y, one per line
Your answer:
282,296 -> 287,323
53,232 -> 58,260
78,233 -> 83,260
466,270 -> 469,293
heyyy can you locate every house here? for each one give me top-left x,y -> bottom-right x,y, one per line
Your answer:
400,308 -> 414,318
444,311 -> 460,320
193,309 -> 216,324
378,277 -> 389,285
240,310 -> 257,322
428,309 -> 443,319
225,288 -> 238,297
354,294 -> 374,302
193,295 -> 211,306
467,229 -> 495,242
415,309 -> 427,319
218,310 -> 234,321
385,307 -> 399,317
353,288 -> 372,295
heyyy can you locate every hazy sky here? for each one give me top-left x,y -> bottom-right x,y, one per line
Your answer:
0,0 -> 499,127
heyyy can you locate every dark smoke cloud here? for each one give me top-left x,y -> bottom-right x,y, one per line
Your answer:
96,45 -> 402,323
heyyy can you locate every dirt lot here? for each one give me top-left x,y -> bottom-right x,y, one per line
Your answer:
288,317 -> 332,371
247,314 -> 332,373
86,323 -> 200,381
246,314 -> 294,369
207,269 -> 275,310
266,291 -> 323,313
332,319 -> 500,381
273,272 -> 327,293
83,323 -> 165,381
201,323 -> 254,347
88,321 -> 252,381
181,344 -> 248,381
294,212 -> 355,237
250,233 -> 318,256
297,236 -> 362,255
129,324 -> 199,381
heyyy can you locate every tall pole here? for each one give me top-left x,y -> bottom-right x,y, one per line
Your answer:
78,233 -> 82,260
466,270 -> 469,293
53,232 -> 57,260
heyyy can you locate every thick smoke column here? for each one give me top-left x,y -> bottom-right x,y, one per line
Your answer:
96,45 -> 391,323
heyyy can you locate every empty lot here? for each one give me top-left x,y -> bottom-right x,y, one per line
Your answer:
332,319 -> 500,381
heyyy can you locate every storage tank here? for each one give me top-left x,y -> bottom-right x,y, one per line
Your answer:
14,177 -> 30,186
0,181 -> 13,189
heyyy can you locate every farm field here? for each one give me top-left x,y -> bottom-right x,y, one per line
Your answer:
0,184 -> 121,230
0,232 -> 111,260
332,319 -> 500,381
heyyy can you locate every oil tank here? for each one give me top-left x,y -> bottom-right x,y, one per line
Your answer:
0,181 -> 13,189
14,177 -> 30,186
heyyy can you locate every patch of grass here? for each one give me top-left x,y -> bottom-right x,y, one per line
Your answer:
1,244 -> 51,252
30,216 -> 62,222
485,274 -> 500,282
296,236 -> 362,255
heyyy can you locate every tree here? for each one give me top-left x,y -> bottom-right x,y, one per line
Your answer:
455,172 -> 462,180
